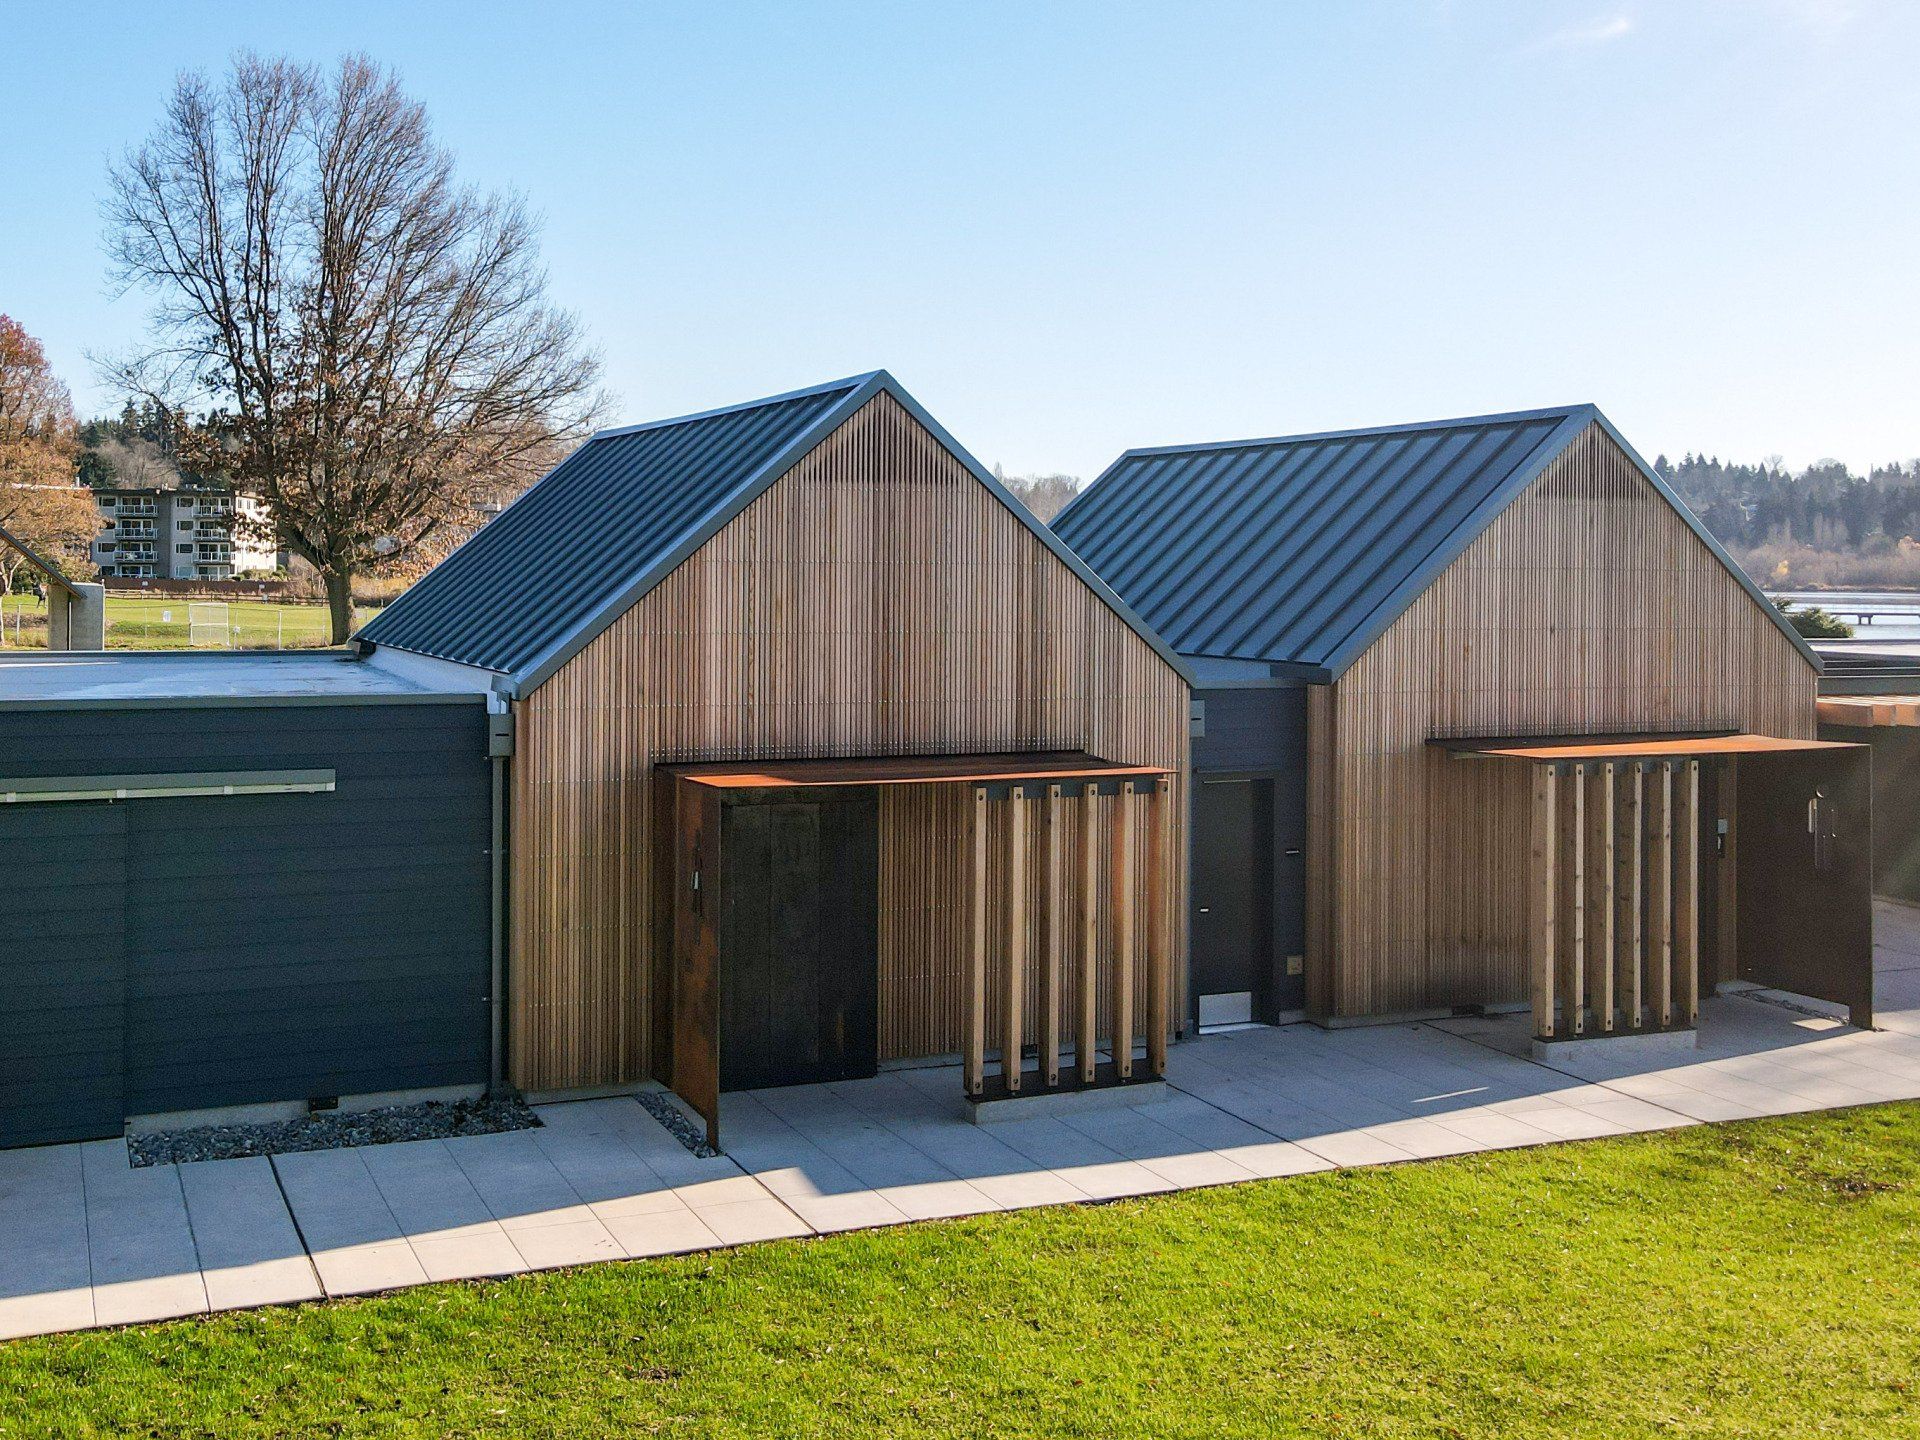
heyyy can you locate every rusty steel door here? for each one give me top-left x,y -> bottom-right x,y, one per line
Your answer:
1736,745 -> 1874,1028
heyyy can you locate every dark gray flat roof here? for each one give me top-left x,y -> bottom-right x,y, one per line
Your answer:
0,650 -> 480,707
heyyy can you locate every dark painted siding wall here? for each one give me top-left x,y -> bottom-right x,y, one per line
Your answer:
0,701 -> 490,1147
1192,686 -> 1308,774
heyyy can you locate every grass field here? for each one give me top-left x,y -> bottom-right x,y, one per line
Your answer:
1,1104 -> 1916,1439
0,594 -> 380,650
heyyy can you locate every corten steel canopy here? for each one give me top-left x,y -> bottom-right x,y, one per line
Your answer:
658,752 -> 1176,1150
1818,695 -> 1920,728
1430,732 -> 1855,762
1426,731 -> 1873,1045
668,751 -> 1169,789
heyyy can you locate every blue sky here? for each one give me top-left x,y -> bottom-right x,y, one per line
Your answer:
2,1 -> 1915,480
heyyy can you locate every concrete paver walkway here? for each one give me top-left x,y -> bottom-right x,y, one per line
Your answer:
5,901 -> 1918,1341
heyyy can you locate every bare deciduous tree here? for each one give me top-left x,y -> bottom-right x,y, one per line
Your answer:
995,465 -> 1082,523
105,53 -> 603,640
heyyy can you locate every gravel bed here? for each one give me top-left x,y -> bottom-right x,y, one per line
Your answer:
127,1096 -> 542,1167
636,1090 -> 720,1158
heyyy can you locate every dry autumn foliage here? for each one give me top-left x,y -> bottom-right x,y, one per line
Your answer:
0,315 -> 96,592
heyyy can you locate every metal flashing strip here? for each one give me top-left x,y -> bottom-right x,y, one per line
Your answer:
0,768 -> 336,805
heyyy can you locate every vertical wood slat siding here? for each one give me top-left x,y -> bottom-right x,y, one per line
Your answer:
510,393 -> 1188,1092
1532,758 -> 1705,1037
1310,423 -> 1816,1019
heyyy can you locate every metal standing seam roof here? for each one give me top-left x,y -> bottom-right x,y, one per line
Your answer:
357,370 -> 1192,694
1051,404 -> 1820,682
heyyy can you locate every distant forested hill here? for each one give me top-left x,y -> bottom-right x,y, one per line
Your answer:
1657,453 -> 1920,589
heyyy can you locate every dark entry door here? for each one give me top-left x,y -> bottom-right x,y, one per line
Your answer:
1736,746 -> 1874,1028
719,795 -> 879,1090
1191,778 -> 1273,1025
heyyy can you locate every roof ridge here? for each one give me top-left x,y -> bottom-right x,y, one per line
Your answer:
1113,403 -> 1595,462
589,371 -> 887,441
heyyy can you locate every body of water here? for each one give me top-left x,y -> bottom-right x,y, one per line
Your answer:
1769,590 -> 1920,643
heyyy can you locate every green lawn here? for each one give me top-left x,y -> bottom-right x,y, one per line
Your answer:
0,594 -> 379,650
2,1105 -> 1917,1438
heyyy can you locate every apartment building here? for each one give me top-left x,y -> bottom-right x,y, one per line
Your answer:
90,488 -> 285,580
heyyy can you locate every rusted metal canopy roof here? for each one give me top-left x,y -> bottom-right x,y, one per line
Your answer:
1431,731 -> 1860,762
667,751 -> 1169,789
1818,695 -> 1920,728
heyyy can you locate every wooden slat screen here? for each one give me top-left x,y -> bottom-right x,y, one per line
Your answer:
1310,423 -> 1816,1020
1530,758 -> 1705,1039
510,392 -> 1188,1093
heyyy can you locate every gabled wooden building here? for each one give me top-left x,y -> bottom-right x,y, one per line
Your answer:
1055,405 -> 1874,1044
359,372 -> 1191,1141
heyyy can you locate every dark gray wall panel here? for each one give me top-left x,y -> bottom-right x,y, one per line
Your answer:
0,700 -> 490,1144
0,805 -> 126,1147
1192,686 -> 1308,774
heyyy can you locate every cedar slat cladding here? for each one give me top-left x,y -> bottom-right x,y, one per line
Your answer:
511,393 -> 1188,1091
1310,424 -> 1816,1019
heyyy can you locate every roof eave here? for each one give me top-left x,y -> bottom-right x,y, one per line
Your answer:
502,371 -> 895,697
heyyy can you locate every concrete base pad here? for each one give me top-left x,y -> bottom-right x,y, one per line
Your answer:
1532,1028 -> 1697,1063
969,1080 -> 1169,1125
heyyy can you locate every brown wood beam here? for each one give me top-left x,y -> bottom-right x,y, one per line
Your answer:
1079,781 -> 1099,1085
1616,762 -> 1643,1029
1112,783 -> 1136,1080
1005,784 -> 1028,1093
1716,757 -> 1738,989
1563,762 -> 1587,1035
966,784 -> 988,1096
1042,783 -> 1065,1088
1650,762 -> 1674,1029
1531,762 -> 1558,1040
1676,759 -> 1701,1027
1591,762 -> 1617,1031
1145,778 -> 1169,1080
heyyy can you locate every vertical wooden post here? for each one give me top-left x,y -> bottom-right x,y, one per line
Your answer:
1716,757 -> 1739,990
1616,763 -> 1643,1029
1592,762 -> 1617,1031
1112,782 -> 1136,1080
1145,777 -> 1169,1079
1564,763 -> 1586,1035
1042,783 -> 1065,1088
1650,762 -> 1674,1029
1530,763 -> 1558,1040
966,784 -> 988,1096
1005,784 -> 1027,1093
1079,782 -> 1098,1084
1676,759 -> 1701,1027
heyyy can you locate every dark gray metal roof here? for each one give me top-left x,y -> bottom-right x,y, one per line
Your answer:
357,374 -> 865,683
1053,404 -> 1819,681
359,371 -> 1192,693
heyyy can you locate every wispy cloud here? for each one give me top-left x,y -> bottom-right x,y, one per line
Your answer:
1524,11 -> 1635,53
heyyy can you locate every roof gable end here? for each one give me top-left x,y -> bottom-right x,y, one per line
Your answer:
1052,405 -> 1818,680
359,372 -> 1193,693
